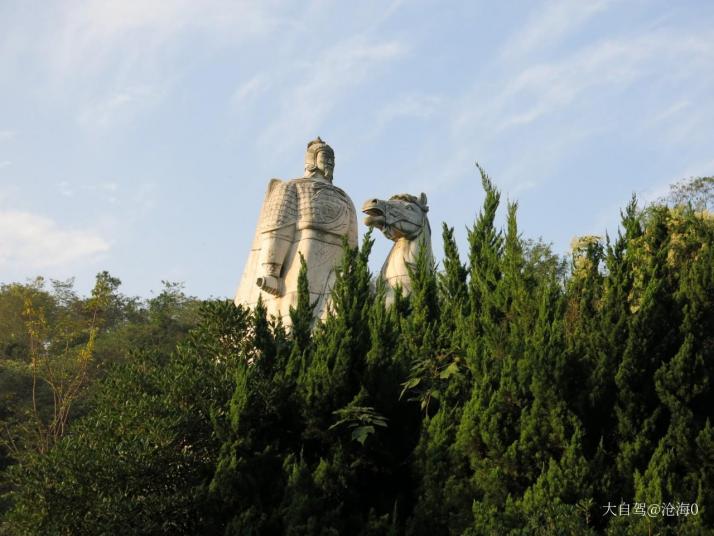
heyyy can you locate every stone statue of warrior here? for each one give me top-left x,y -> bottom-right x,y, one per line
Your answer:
235,137 -> 358,323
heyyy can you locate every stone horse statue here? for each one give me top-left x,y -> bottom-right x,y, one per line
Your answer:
362,193 -> 432,296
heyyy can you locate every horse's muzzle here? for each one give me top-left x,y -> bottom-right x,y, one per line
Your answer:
362,199 -> 386,229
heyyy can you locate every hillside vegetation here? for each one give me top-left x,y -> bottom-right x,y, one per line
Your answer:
1,173 -> 713,535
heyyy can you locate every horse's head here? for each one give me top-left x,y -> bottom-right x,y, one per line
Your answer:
362,193 -> 430,241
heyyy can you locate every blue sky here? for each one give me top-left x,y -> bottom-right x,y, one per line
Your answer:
1,0 -> 713,298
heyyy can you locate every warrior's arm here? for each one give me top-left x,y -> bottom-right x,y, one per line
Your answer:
256,225 -> 294,296
347,200 -> 359,248
255,180 -> 297,296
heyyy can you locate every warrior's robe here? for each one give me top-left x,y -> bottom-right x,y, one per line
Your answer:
235,176 -> 358,323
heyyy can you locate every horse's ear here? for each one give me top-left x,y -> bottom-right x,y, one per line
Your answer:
419,192 -> 428,211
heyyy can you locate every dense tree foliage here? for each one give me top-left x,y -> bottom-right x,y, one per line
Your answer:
0,276 -> 202,518
2,173 -> 713,534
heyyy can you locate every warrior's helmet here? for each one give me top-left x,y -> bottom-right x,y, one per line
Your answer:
305,137 -> 335,180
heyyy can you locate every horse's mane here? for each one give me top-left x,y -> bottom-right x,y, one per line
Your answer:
388,193 -> 429,213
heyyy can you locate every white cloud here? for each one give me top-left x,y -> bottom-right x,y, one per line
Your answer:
638,182 -> 672,207
650,97 -> 714,147
230,75 -> 270,111
0,185 -> 17,206
650,99 -> 690,124
0,130 -> 14,142
355,93 -> 442,149
258,38 -> 408,154
99,182 -> 119,204
494,39 -> 649,130
59,181 -> 74,197
0,161 -> 11,169
7,1 -> 290,131
77,84 -> 160,129
377,94 -> 441,125
0,210 -> 109,269
501,0 -> 612,61
57,180 -> 120,202
51,0 -> 284,78
442,28 -> 714,193
676,158 -> 714,180
453,25 -> 714,141
512,33 -> 711,129
134,182 -> 158,212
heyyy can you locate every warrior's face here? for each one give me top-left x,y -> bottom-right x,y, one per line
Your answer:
315,150 -> 334,181
305,149 -> 334,181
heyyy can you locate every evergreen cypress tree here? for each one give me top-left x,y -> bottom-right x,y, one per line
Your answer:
438,223 -> 468,351
399,239 -> 443,415
573,199 -> 641,507
456,196 -> 524,505
614,207 -> 681,500
211,296 -> 298,534
285,254 -> 315,381
462,165 -> 503,366
407,224 -> 472,535
408,403 -> 472,535
300,236 -> 374,443
624,210 -> 714,533
448,169 -> 504,528
281,235 -> 413,532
